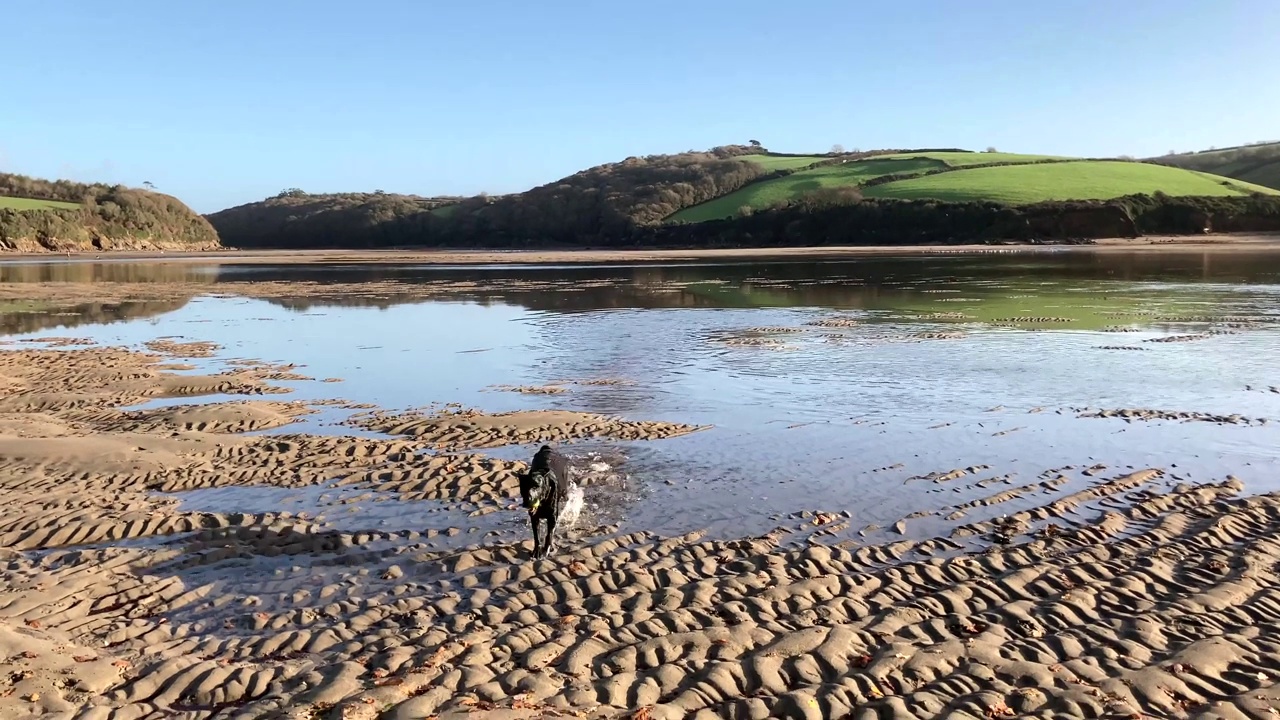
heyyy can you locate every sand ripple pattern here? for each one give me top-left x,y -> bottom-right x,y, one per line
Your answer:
5,346 -> 1280,718
347,408 -> 707,449
4,469 -> 1280,718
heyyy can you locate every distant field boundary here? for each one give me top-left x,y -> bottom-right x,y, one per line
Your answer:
864,157 -> 1273,198
1150,141 -> 1280,160
670,154 -> 1274,223
667,155 -> 1086,223
666,151 -> 975,222
1159,156 -> 1280,182
0,195 -> 83,211
861,156 -> 1134,188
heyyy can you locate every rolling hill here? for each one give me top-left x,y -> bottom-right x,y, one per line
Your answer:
872,151 -> 1068,166
861,161 -> 1275,204
671,152 -> 1276,222
734,154 -> 827,171
207,144 -> 1280,251
1153,142 -> 1280,191
670,157 -> 946,223
0,173 -> 219,252
206,190 -> 464,249
210,144 -> 792,248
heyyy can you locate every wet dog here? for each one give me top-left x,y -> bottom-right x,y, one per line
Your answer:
520,444 -> 572,560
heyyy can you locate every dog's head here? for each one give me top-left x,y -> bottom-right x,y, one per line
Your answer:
521,469 -> 554,512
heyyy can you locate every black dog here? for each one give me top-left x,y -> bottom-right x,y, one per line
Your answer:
519,445 -> 571,560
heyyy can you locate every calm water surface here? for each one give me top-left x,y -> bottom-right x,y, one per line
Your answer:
4,250 -> 1280,544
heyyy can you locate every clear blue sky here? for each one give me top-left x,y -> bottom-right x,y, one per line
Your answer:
3,0 -> 1276,213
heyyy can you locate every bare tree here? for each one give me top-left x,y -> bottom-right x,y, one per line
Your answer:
830,144 -> 845,154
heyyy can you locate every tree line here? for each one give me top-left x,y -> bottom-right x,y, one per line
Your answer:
204,191 -> 464,249
208,145 -> 952,248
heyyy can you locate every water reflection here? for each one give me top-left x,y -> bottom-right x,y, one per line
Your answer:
0,251 -> 1277,308
0,299 -> 192,335
3,250 -> 1280,541
0,262 -> 216,284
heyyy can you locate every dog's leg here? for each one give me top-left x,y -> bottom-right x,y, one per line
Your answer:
530,516 -> 543,560
539,518 -> 550,560
544,514 -> 557,557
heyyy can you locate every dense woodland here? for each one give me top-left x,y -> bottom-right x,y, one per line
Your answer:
209,145 -> 781,248
0,173 -> 218,251
205,190 -> 463,248
208,145 -> 967,249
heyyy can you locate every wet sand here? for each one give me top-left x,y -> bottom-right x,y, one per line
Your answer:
1,232 -> 1279,267
2,340 -> 1280,718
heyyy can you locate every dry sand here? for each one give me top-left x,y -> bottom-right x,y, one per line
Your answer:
2,342 -> 1280,718
3,232 -> 1280,267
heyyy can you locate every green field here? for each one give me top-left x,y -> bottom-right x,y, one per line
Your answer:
736,154 -> 826,171
869,151 -> 1069,166
0,196 -> 80,211
861,161 -> 1279,204
671,157 -> 947,222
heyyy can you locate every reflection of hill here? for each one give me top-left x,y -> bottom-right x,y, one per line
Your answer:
0,298 -> 192,335
0,262 -> 216,284
223,251 -> 1280,314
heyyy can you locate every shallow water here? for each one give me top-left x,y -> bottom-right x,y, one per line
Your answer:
4,250 -> 1280,543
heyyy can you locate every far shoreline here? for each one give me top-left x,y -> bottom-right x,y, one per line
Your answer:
3,232 -> 1280,266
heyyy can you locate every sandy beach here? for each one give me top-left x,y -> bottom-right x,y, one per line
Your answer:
2,232 -> 1280,268
2,250 -> 1280,719
0,332 -> 1275,719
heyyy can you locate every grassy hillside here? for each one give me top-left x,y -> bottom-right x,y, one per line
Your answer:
863,161 -> 1277,204
671,151 -> 1078,221
736,154 -> 827,170
671,157 -> 946,222
1154,142 -> 1280,191
871,151 -> 1067,166
0,196 -> 81,211
0,173 -> 218,252
672,152 -> 1278,221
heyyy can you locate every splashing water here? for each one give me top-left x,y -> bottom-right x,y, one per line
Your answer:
559,482 -> 585,527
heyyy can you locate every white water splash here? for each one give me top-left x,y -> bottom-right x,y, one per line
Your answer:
558,482 -> 584,527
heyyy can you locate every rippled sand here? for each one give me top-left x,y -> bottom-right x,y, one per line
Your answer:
0,337 -> 1278,719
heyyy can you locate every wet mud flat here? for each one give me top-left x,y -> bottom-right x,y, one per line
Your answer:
0,339 -> 1279,720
